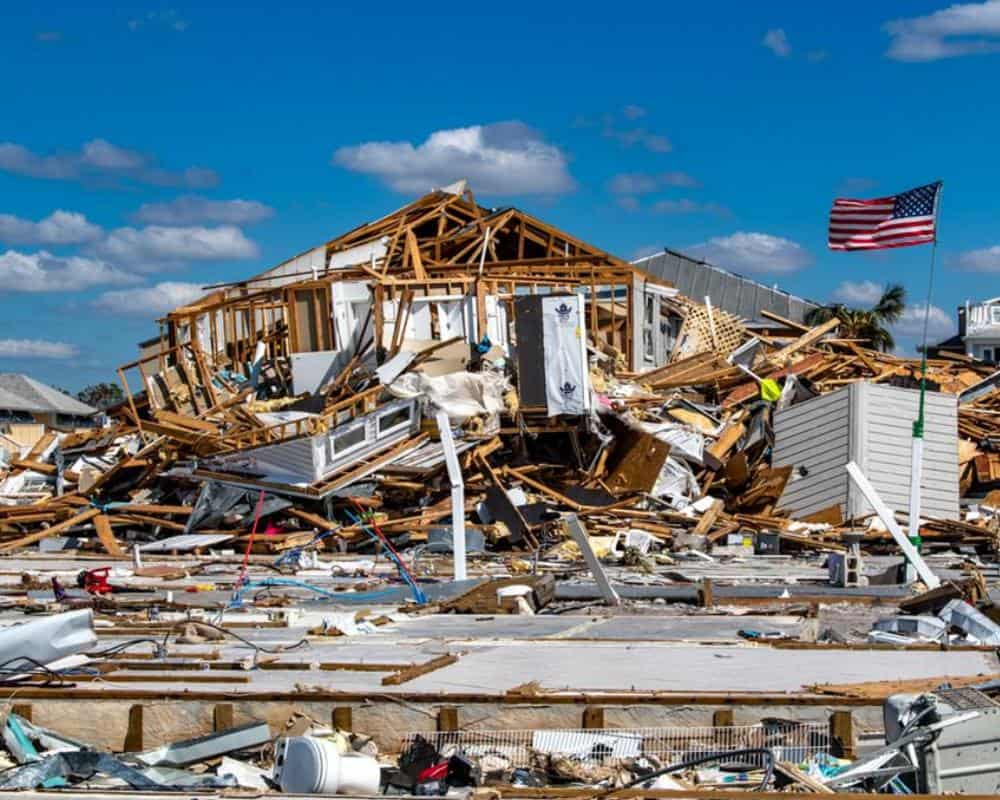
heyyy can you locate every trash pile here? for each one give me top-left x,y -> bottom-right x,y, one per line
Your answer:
1,184 -> 1000,582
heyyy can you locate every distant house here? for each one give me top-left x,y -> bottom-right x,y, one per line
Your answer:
931,299 -> 1000,363
633,247 -> 820,328
0,374 -> 97,431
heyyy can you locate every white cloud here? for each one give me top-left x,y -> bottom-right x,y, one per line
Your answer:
0,210 -> 101,245
885,1 -> 1000,61
831,280 -> 885,305
132,196 -> 274,225
93,282 -> 205,316
957,244 -> 1000,270
615,195 -> 640,212
0,339 -> 79,359
333,121 -> 574,195
892,303 -> 955,339
651,199 -> 728,215
0,249 -> 138,292
91,225 -> 258,268
687,232 -> 811,274
763,28 -> 791,56
807,49 -> 829,62
36,31 -> 62,43
0,139 -> 218,188
608,171 -> 699,194
622,104 -> 647,120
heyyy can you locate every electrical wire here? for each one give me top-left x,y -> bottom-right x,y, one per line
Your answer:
0,656 -> 66,687
158,618 -> 309,656
596,747 -> 775,795
344,507 -> 426,604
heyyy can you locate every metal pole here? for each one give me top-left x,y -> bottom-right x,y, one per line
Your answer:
905,181 -> 942,581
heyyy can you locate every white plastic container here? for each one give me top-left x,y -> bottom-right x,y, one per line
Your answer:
273,736 -> 381,795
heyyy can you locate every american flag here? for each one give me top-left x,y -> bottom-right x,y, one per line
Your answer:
828,181 -> 940,251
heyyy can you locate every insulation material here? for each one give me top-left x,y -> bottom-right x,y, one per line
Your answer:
390,371 -> 509,423
541,295 -> 591,416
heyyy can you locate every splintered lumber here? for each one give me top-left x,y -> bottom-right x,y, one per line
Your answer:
692,498 -> 724,536
0,507 -> 101,552
766,317 -> 839,365
93,514 -> 126,557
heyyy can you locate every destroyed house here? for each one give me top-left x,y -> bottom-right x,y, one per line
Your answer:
116,186 -> 749,493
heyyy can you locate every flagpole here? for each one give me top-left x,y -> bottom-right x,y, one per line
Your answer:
906,181 -> 942,581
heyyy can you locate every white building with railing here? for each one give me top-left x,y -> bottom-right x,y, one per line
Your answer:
963,298 -> 1000,363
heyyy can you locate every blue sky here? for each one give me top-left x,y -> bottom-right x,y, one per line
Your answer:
3,1 -> 1000,389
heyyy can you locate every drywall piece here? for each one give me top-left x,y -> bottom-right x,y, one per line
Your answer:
291,350 -> 343,396
0,609 -> 96,671
563,513 -> 621,606
846,461 -> 940,589
773,382 -> 958,521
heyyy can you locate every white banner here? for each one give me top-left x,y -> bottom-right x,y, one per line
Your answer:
542,295 -> 590,416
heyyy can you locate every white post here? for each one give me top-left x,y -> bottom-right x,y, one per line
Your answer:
846,461 -> 939,589
906,436 -> 924,583
435,410 -> 467,581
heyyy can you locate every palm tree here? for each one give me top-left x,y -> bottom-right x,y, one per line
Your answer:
804,284 -> 906,352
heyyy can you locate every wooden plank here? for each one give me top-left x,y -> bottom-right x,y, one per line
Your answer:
829,710 -> 855,759
381,653 -> 459,686
692,499 -> 724,536
582,706 -> 605,729
437,706 -> 459,732
767,318 -> 839,365
333,706 -> 353,731
93,514 -> 126,557
124,704 -> 143,752
0,507 -> 100,553
213,703 -> 234,731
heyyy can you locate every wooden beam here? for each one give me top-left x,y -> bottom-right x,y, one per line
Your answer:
124,704 -> 144,752
213,703 -> 234,732
437,706 -> 459,732
582,706 -> 605,729
381,654 -> 459,686
767,317 -> 839,365
333,706 -> 353,731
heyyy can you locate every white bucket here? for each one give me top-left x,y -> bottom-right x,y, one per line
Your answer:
274,736 -> 381,795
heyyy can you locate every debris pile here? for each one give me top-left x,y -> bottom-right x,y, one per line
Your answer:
3,183 -> 1000,796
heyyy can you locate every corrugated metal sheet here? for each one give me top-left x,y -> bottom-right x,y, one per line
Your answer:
634,250 -> 819,324
773,383 -> 959,521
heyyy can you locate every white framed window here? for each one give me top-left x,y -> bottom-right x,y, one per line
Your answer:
991,306 -> 1000,325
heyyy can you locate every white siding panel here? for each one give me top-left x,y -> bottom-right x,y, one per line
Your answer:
857,383 -> 958,521
773,382 -> 959,522
773,388 -> 851,517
